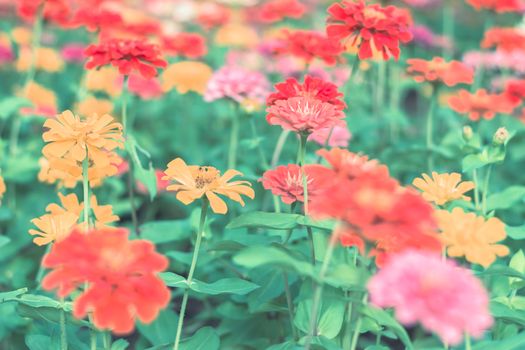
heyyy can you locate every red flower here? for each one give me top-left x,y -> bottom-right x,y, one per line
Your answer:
197,3 -> 231,30
276,30 -> 344,66
127,73 -> 163,100
326,0 -> 413,60
505,79 -> 525,104
17,0 -> 71,25
448,89 -> 518,121
267,75 -> 346,110
481,28 -> 525,52
406,57 -> 474,87
85,39 -> 167,79
68,8 -> 123,32
258,0 -> 307,23
259,164 -> 329,204
42,228 -> 170,334
466,0 -> 524,13
162,33 -> 207,59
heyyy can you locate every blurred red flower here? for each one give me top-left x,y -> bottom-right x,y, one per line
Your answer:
448,89 -> 518,121
326,0 -> 413,60
481,28 -> 525,52
68,8 -> 123,32
258,0 -> 307,23
276,30 -> 344,66
505,79 -> 525,103
17,0 -> 70,25
162,33 -> 207,59
466,0 -> 525,13
127,73 -> 163,100
197,3 -> 231,30
406,57 -> 474,86
42,228 -> 170,334
85,39 -> 167,79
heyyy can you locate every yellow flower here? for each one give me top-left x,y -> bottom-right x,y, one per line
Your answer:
85,66 -> 122,97
436,207 -> 509,268
46,193 -> 84,216
16,47 -> 64,72
91,196 -> 120,229
11,27 -> 32,46
162,61 -> 213,95
163,158 -> 255,214
20,81 -> 57,115
29,212 -> 78,246
412,172 -> 475,206
0,175 -> 5,200
76,96 -> 114,117
215,23 -> 259,48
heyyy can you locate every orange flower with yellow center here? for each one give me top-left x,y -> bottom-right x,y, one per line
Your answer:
412,172 -> 475,206
162,158 -> 255,214
435,207 -> 509,268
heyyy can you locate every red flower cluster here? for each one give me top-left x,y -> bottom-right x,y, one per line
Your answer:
466,0 -> 525,13
42,228 -> 170,334
504,79 -> 525,104
68,8 -> 123,32
197,3 -> 231,30
276,30 -> 344,66
17,0 -> 71,25
406,57 -> 474,87
326,0 -> 413,60
85,39 -> 167,79
257,0 -> 307,23
481,28 -> 525,52
162,33 -> 207,59
448,89 -> 518,121
310,148 -> 441,266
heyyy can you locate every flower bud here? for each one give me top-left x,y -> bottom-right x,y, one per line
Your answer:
493,127 -> 509,145
462,126 -> 473,141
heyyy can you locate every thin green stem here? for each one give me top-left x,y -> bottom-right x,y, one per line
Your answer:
271,130 -> 291,167
306,227 -> 316,266
465,333 -> 472,350
481,164 -> 493,215
442,1 -> 454,60
374,62 -> 386,119
473,169 -> 480,212
426,88 -> 437,172
90,329 -> 96,350
349,293 -> 368,350
103,332 -> 111,350
228,103 -> 240,169
82,158 -> 90,231
343,56 -> 360,98
282,272 -> 298,341
173,199 -> 209,350
298,134 -> 309,214
249,118 -> 269,170
60,298 -> 68,350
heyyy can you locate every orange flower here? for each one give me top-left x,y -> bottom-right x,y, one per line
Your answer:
76,96 -> 114,117
412,172 -> 475,206
163,158 -> 255,214
29,212 -> 79,246
85,66 -> 122,97
90,195 -> 120,229
406,57 -> 474,87
215,23 -> 259,48
19,81 -> 58,118
481,27 -> 525,52
161,61 -> 213,95
447,89 -> 517,121
435,207 -> 509,268
16,47 -> 64,72
0,175 -> 5,200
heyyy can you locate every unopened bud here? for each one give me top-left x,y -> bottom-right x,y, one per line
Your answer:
462,126 -> 473,141
493,127 -> 509,145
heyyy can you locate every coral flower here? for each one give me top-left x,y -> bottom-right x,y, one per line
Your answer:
277,30 -> 344,66
85,39 -> 167,79
163,158 -> 254,214
466,0 -> 524,13
266,96 -> 346,134
17,0 -> 70,25
326,0 -> 413,60
368,250 -> 493,345
42,110 -> 124,166
162,61 -> 213,95
504,79 -> 525,103
127,74 -> 163,100
259,164 -> 328,204
435,207 -> 509,267
412,172 -> 475,206
197,2 -> 231,29
406,57 -> 474,87
215,23 -> 259,49
308,124 -> 352,147
0,175 -> 5,200
41,228 -> 170,334
447,89 -> 518,121
204,66 -> 270,104
68,8 -> 123,32
257,0 -> 307,23
481,28 -> 525,52
162,33 -> 207,59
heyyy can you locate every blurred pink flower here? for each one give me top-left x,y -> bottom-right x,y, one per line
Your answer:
463,50 -> 525,73
61,43 -> 85,63
401,0 -> 441,7
308,124 -> 351,147
127,74 -> 164,100
368,250 -> 493,345
410,25 -> 451,50
204,66 -> 270,103
0,43 -> 13,63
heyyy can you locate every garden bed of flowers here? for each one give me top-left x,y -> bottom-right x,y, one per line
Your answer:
1,0 -> 525,349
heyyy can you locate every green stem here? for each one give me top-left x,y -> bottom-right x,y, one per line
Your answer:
473,169 -> 480,212
60,298 -> 68,350
465,333 -> 472,350
82,158 -> 90,231
298,134 -> 309,214
349,294 -> 367,350
249,118 -> 269,169
282,272 -> 298,341
228,103 -> 240,169
442,1 -> 454,60
481,164 -> 493,215
343,56 -> 360,98
426,87 -> 437,172
173,199 -> 209,350
374,62 -> 386,119
90,327 -> 96,350
271,130 -> 291,167
306,227 -> 316,266
103,332 -> 111,350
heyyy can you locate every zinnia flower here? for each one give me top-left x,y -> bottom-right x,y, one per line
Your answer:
257,0 -> 307,23
447,89 -> 518,121
197,2 -> 231,29
29,212 -> 79,246
326,0 -> 413,60
406,57 -> 474,87
369,250 -> 492,345
0,175 -> 5,200
259,164 -> 328,204
435,207 -> 509,267
85,39 -> 167,79
308,124 -> 352,147
162,33 -> 207,58
16,47 -> 64,73
504,79 -> 525,103
41,228 -> 170,334
412,172 -> 475,206
481,28 -> 525,52
162,158 -> 255,214
204,66 -> 270,104
276,30 -> 344,66
466,0 -> 524,13
162,61 -> 213,95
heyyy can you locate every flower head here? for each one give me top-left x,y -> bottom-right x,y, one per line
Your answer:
204,66 -> 270,104
436,207 -> 509,267
308,124 -> 352,147
85,39 -> 167,79
42,228 -> 170,334
504,79 -> 525,103
163,158 -> 255,214
326,0 -> 413,60
162,61 -> 213,95
162,33 -> 207,59
466,0 -> 524,13
368,250 -> 493,345
407,57 -> 474,86
257,0 -> 306,23
481,28 -> 525,52
412,172 -> 475,206
0,175 -> 5,200
447,89 -> 518,121
276,30 -> 344,66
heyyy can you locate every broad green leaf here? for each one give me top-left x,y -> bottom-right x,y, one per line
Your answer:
227,212 -> 300,230
0,236 -> 10,248
111,339 -> 130,350
507,225 -> 525,240
140,220 -> 191,244
473,330 -> 525,350
137,309 -> 178,345
294,298 -> 345,339
486,186 -> 525,211
491,301 -> 525,326
179,326 -> 220,350
462,153 -> 488,172
25,334 -> 52,350
266,341 -> 301,350
160,272 -> 187,289
126,136 -> 157,201
0,288 -> 27,301
161,273 -> 259,295
0,97 -> 31,120
362,306 -> 413,350
510,250 -> 525,288
477,265 -> 525,281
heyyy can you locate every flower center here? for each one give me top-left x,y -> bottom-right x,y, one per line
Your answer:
194,166 -> 220,189
363,7 -> 387,21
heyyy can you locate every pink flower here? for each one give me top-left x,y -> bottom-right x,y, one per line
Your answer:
204,66 -> 270,103
308,124 -> 351,147
259,164 -> 328,204
61,43 -> 86,63
0,43 -> 14,63
368,250 -> 493,345
266,96 -> 345,134
127,73 -> 164,100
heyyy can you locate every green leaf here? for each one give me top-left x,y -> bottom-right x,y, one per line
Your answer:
137,309 -> 178,345
0,236 -> 10,248
159,272 -> 187,289
473,329 -> 525,350
362,306 -> 413,350
25,334 -> 52,350
486,186 -> 525,211
111,339 -> 130,350
140,220 -> 191,244
510,251 -> 525,288
161,273 -> 259,295
227,212 -> 301,230
491,301 -> 525,326
462,153 -> 488,172
0,288 -> 27,302
507,225 -> 525,240
126,136 -> 157,201
0,97 -> 32,120
294,298 -> 346,339
266,341 -> 302,350
477,265 -> 525,281
179,326 -> 220,350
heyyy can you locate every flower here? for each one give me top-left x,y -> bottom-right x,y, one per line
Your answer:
17,0 -> 71,25
0,175 -> 6,200
447,89 -> 518,121
162,158 -> 255,214
127,74 -> 163,100
61,43 -> 86,63
276,30 -> 344,66
162,33 -> 207,58
412,172 -> 475,206
197,2 -> 231,29
409,25 -> 451,50
76,96 -> 114,117
41,228 -> 170,334
436,207 -> 509,267
215,23 -> 259,49
466,0 -> 524,13
257,0 -> 307,23
204,66 -> 270,104
326,0 -> 413,60
85,67 -> 122,97
259,164 -> 328,204
266,96 -> 346,134
368,250 -> 493,345
29,212 -> 79,246
504,79 -> 525,103
19,81 -> 58,118
162,61 -> 213,95
68,8 -> 123,32
406,57 -> 474,87
308,124 -> 352,147
481,28 -> 525,52
85,39 -> 167,79
16,47 -> 64,72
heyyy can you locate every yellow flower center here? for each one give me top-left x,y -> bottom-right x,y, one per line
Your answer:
194,166 -> 220,189
363,7 -> 387,21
